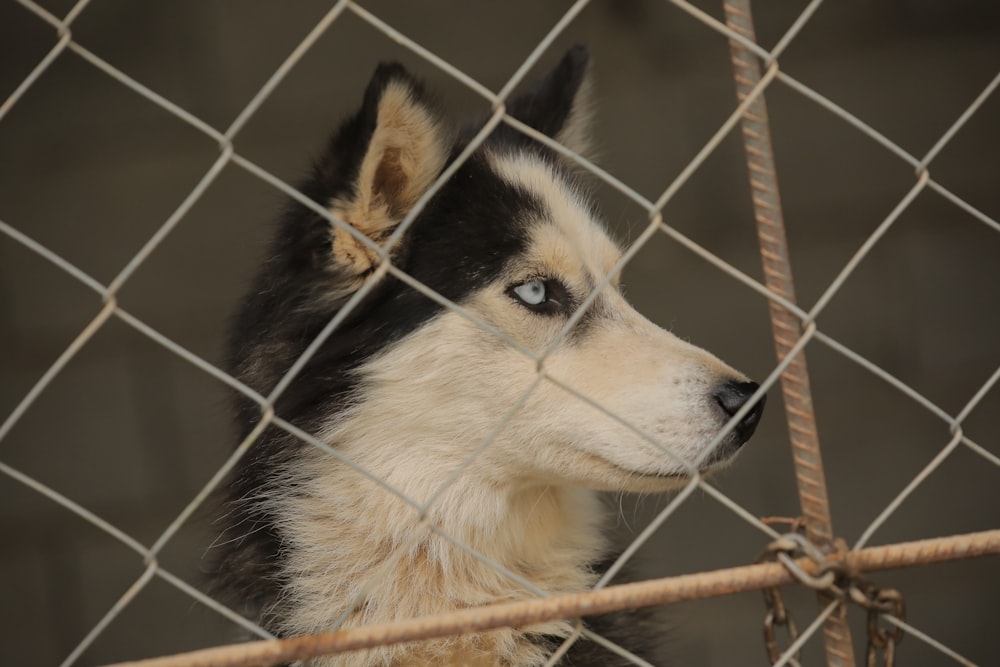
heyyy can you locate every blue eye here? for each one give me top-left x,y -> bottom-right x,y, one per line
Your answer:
512,279 -> 546,306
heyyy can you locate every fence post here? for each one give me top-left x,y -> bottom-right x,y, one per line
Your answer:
722,1 -> 857,664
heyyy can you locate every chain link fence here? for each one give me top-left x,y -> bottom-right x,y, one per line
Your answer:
1,0 -> 997,665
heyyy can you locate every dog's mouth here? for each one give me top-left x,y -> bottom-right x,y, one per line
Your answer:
576,387 -> 766,484
605,395 -> 767,481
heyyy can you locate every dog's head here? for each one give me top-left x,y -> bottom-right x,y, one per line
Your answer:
234,46 -> 764,497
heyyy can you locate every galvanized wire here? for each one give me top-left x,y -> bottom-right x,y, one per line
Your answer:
1,0 -> 997,666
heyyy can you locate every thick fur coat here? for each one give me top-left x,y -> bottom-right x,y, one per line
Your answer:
214,46 -> 764,666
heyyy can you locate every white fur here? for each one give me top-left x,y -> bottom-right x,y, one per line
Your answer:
268,154 -> 748,666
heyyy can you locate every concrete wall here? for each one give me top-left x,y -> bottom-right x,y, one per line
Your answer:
1,1 -> 997,664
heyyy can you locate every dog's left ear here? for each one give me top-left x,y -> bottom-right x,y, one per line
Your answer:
506,45 -> 594,159
328,64 -> 451,278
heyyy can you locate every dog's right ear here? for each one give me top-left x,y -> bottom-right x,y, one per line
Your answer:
321,64 -> 450,279
505,45 -> 594,159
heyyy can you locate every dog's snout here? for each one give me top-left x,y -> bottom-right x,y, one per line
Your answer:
714,380 -> 766,444
714,380 -> 758,416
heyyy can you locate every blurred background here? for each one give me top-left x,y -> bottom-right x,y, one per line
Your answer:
1,1 -> 997,665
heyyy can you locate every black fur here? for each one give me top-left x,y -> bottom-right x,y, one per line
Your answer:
214,46 -> 671,664
492,44 -> 590,152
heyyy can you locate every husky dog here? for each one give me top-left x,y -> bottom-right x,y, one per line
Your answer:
215,46 -> 765,666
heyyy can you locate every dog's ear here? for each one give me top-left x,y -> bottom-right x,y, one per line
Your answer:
506,45 -> 593,158
326,64 -> 450,277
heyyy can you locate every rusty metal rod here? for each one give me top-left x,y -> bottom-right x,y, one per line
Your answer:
101,530 -> 999,667
721,1 -> 856,664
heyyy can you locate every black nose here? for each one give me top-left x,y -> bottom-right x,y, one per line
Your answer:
713,380 -> 766,444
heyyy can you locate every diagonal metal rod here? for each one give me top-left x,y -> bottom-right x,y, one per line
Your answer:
722,1 -> 856,665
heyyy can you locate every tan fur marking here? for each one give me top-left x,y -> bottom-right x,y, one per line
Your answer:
489,154 -> 621,290
331,82 -> 448,278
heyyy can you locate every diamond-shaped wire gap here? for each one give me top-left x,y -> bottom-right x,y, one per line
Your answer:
555,4 -> 792,276
882,613 -> 981,667
353,0 -> 584,93
850,553 -> 994,666
917,71 -> 999,170
0,56 -> 220,286
0,230 -> 106,419
615,230 -> 791,488
793,340 -> 970,543
1,315 -> 247,545
0,213 -> 274,425
0,1 -> 72,114
957,368 -> 1000,456
853,358 -> 1000,550
62,561 -> 158,667
1,473 -> 265,667
492,66 -> 811,377
763,1 -> 1000,161
774,70 -> 1000,237
0,477 -> 69,665
918,76 -> 999,213
8,3 -> 361,301
0,465 -> 150,665
62,1 -> 347,132
0,468 -> 250,667
854,430 -> 999,548
0,276 -> 272,646
18,0 -> 84,23
770,599 -> 840,667
726,78 -> 923,303
113,164 -> 281,364
814,190 -> 1000,412
777,66 -> 996,252
63,567 -> 265,665
816,328 -> 1000,473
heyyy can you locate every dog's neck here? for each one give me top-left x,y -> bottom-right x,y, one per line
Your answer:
270,445 -> 607,666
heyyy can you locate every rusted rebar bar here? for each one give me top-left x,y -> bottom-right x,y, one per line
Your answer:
102,529 -> 999,667
722,1 -> 856,664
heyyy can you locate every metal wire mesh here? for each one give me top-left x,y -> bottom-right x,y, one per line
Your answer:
1,0 -> 997,665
